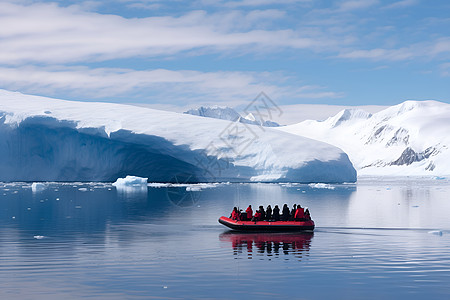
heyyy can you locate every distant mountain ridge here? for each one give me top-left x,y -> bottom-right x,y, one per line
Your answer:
184,106 -> 280,127
279,100 -> 450,176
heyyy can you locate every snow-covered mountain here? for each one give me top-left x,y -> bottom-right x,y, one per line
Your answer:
279,100 -> 450,176
184,106 -> 280,127
0,90 -> 355,183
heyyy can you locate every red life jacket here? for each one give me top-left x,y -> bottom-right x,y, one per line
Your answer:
246,207 -> 253,219
294,207 -> 305,219
254,211 -> 261,220
231,210 -> 238,220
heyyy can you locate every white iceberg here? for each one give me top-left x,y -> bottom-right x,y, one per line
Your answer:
185,186 -> 202,192
428,230 -> 443,236
113,175 -> 148,187
113,175 -> 148,194
0,89 -> 356,183
31,182 -> 46,193
309,183 -> 335,190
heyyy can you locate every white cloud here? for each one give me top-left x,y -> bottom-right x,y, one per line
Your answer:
440,62 -> 450,77
383,0 -> 418,10
1,1 -> 442,67
337,0 -> 379,12
338,37 -> 450,61
0,2 -> 337,65
338,48 -> 414,60
199,0 -> 311,8
126,3 -> 162,10
0,66 -> 340,105
431,38 -> 450,55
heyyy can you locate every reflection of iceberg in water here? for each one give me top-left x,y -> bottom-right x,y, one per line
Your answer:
219,232 -> 313,261
114,185 -> 148,195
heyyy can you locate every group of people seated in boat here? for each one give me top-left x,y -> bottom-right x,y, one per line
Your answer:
230,204 -> 311,222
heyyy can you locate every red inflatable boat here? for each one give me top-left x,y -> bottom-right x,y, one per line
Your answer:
218,216 -> 315,232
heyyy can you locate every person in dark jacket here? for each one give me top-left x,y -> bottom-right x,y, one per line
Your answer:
282,204 -> 290,221
272,205 -> 280,221
304,208 -> 311,220
290,204 -> 297,220
266,205 -> 272,220
258,206 -> 266,220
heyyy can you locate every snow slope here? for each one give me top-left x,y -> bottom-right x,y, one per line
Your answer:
184,106 -> 280,127
0,90 -> 356,182
279,100 -> 450,176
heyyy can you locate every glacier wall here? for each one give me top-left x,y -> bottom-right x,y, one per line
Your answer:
0,116 -> 212,182
0,115 -> 355,183
0,90 -> 357,183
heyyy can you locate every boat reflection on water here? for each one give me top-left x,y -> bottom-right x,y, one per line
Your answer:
219,231 -> 314,261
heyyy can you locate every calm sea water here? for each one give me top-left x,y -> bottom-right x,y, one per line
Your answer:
1,177 -> 450,299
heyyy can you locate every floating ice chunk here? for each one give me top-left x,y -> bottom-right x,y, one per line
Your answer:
33,235 -> 45,239
149,182 -> 219,190
194,183 -> 218,189
78,187 -> 88,192
31,182 -> 46,193
148,183 -> 171,188
186,186 -> 202,192
309,183 -> 335,190
428,230 -> 443,236
113,175 -> 148,187
113,176 -> 148,193
434,176 -> 446,180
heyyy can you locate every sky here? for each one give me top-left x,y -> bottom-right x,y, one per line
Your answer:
0,0 -> 449,110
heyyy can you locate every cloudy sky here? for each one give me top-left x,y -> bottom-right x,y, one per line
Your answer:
1,0 -> 449,109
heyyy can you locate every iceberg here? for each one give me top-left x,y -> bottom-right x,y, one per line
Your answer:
309,183 -> 335,190
31,182 -> 46,193
113,175 -> 148,193
0,89 -> 356,183
113,175 -> 148,187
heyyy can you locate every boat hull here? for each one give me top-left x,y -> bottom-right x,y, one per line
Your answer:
218,216 -> 315,232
